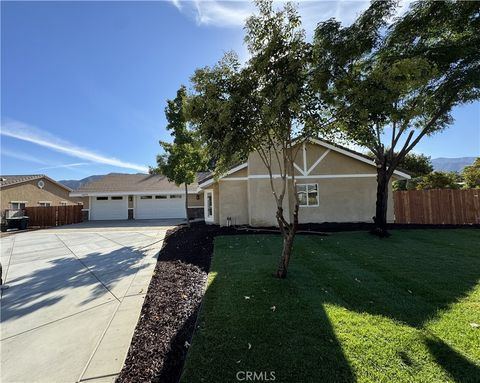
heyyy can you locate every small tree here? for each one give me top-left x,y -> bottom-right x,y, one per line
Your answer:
189,1 -> 328,278
416,171 -> 461,190
152,86 -> 207,227
313,0 -> 480,236
392,152 -> 433,190
462,158 -> 480,189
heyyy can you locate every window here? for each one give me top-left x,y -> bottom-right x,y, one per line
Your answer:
155,195 -> 167,199
111,196 -> 123,200
38,202 -> 51,207
96,197 -> 108,201
297,184 -> 319,207
11,202 -> 26,210
140,196 -> 152,199
170,195 -> 182,199
60,201 -> 68,206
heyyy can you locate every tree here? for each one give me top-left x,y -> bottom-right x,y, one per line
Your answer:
151,86 -> 207,227
189,1 -> 328,278
416,171 -> 461,190
462,158 -> 480,188
392,152 -> 433,190
312,0 -> 480,236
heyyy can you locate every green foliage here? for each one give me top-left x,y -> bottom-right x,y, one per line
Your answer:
152,86 -> 207,186
398,153 -> 433,177
462,158 -> 480,188
416,171 -> 461,190
314,0 -> 479,163
189,1 -> 329,177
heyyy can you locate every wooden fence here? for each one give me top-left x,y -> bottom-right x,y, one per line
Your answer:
24,205 -> 83,227
393,189 -> 480,224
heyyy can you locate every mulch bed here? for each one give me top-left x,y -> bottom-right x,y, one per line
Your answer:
116,223 -> 235,383
116,221 -> 478,383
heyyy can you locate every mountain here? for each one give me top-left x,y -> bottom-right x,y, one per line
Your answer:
59,175 -> 104,190
431,157 -> 476,172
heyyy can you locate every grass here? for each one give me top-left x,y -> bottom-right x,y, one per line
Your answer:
180,230 -> 480,383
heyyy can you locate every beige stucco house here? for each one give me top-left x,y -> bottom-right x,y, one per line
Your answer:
198,138 -> 410,227
0,175 -> 80,216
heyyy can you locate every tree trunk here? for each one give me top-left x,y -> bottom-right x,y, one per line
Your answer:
372,163 -> 391,237
275,203 -> 299,278
185,183 -> 190,228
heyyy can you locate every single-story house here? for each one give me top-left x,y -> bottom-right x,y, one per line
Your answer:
69,139 -> 409,225
0,174 -> 81,216
70,173 -> 204,221
198,138 -> 410,227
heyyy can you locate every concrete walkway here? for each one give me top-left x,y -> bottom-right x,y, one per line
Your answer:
1,220 -> 181,383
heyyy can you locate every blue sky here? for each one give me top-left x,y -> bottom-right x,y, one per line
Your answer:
1,1 -> 479,180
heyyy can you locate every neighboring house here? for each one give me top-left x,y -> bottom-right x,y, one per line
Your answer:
70,173 -> 204,220
0,175 -> 80,216
197,138 -> 410,227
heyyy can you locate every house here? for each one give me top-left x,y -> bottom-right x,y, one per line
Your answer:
0,175 -> 81,216
70,173 -> 204,220
68,139 -> 409,225
197,138 -> 410,227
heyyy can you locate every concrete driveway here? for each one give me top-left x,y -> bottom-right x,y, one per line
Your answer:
1,219 -> 181,383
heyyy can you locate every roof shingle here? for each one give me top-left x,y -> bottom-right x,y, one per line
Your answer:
72,173 -> 199,194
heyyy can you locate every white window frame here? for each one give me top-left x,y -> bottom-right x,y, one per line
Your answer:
60,201 -> 68,206
10,201 -> 27,210
38,201 -> 52,207
204,189 -> 214,222
297,183 -> 319,207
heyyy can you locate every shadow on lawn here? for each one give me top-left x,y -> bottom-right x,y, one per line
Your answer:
0,242 -> 156,327
426,337 -> 480,383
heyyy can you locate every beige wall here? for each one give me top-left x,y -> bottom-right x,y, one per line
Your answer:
188,192 -> 204,207
218,180 -> 249,226
203,140 -> 402,226
248,178 -> 289,227
288,178 -> 394,224
0,178 -> 81,212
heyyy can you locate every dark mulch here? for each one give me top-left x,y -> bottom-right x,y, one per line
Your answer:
116,223 -> 234,383
116,220 -> 478,383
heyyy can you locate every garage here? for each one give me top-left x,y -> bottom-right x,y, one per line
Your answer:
135,194 -> 186,219
90,196 -> 128,220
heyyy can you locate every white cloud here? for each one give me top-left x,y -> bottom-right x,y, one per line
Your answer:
1,119 -> 149,173
1,148 -> 48,166
38,162 -> 92,170
170,0 -> 413,33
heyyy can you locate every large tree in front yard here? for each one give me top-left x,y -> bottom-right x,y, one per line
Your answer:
151,86 -> 207,227
313,0 -> 480,236
189,1 -> 329,278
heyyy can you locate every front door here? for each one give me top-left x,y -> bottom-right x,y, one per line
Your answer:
204,190 -> 214,223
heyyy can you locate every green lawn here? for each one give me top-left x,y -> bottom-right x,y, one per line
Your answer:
181,230 -> 480,383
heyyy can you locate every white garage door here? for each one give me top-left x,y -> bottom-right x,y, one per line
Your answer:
135,195 -> 186,219
90,196 -> 128,220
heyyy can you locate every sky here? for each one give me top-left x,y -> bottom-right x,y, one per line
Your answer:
1,0 -> 479,181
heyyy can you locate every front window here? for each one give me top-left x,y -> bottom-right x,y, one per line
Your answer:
39,202 -> 51,207
297,184 -> 319,207
60,201 -> 68,206
11,202 -> 26,210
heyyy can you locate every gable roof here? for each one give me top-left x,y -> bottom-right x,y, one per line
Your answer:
70,173 -> 200,196
0,174 -> 73,191
198,138 -> 411,188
